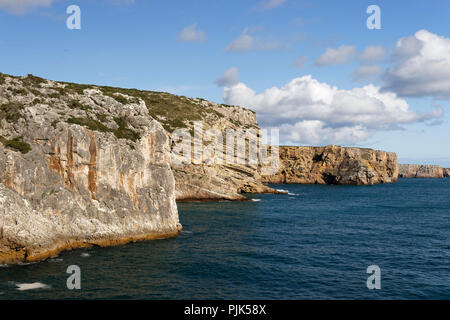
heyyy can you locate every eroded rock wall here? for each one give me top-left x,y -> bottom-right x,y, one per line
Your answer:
262,145 -> 398,185
398,164 -> 445,178
0,74 -> 181,264
167,100 -> 279,201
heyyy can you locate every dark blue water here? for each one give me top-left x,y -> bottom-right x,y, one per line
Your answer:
1,179 -> 449,299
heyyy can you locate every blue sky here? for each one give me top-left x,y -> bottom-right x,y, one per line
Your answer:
1,0 -> 450,165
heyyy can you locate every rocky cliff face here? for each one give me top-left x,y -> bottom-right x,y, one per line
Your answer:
398,164 -> 445,178
444,168 -> 450,177
162,99 -> 279,201
262,145 -> 398,185
0,73 -> 181,264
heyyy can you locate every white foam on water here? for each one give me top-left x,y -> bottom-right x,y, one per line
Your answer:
81,253 -> 91,257
48,258 -> 63,263
276,189 -> 289,193
251,199 -> 261,202
17,262 -> 37,266
288,193 -> 299,196
182,230 -> 193,234
15,282 -> 50,291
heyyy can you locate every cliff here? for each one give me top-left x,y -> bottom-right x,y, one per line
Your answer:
0,73 -> 181,264
445,168 -> 450,177
160,98 -> 279,201
262,145 -> 398,185
398,164 -> 445,178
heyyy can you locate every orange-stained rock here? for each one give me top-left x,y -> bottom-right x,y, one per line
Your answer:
0,73 -> 181,265
262,145 -> 398,185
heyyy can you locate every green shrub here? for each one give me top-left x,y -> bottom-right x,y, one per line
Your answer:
31,98 -> 42,105
9,87 -> 28,95
29,88 -> 43,96
61,82 -> 93,95
113,117 -> 140,142
23,74 -> 46,87
96,113 -> 108,123
47,92 -> 61,99
67,100 -> 91,111
0,102 -> 24,122
67,117 -> 110,133
0,136 -> 31,154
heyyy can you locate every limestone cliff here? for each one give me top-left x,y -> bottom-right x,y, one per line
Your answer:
398,164 -> 445,178
444,168 -> 450,177
0,73 -> 181,264
160,98 -> 279,200
262,145 -> 398,185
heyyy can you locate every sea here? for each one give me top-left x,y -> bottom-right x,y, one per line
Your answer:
1,179 -> 449,299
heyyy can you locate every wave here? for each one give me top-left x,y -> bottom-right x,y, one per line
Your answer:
275,188 -> 299,196
15,282 -> 50,291
81,253 -> 91,258
251,199 -> 261,202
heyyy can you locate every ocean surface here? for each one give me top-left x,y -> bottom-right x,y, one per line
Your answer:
1,179 -> 449,299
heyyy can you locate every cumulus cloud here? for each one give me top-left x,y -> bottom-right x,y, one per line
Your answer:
351,65 -> 383,81
0,0 -> 53,14
359,45 -> 385,62
222,75 -> 442,145
215,67 -> 239,87
381,30 -> 450,99
254,0 -> 285,11
177,24 -> 206,43
315,45 -> 357,66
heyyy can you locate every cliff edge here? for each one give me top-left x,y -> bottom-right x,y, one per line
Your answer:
0,73 -> 181,264
398,164 -> 445,178
262,145 -> 398,185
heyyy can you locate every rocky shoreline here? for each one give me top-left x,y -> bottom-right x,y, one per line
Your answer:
398,164 -> 449,178
0,73 -> 446,265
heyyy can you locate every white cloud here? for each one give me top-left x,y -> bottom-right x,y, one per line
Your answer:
315,45 -> 357,66
226,34 -> 254,52
177,24 -> 206,43
382,30 -> 450,99
223,75 -> 442,145
359,45 -> 385,62
293,56 -> 307,70
225,32 -> 284,52
351,65 -> 383,81
255,0 -> 285,11
0,0 -> 53,14
215,67 -> 239,87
